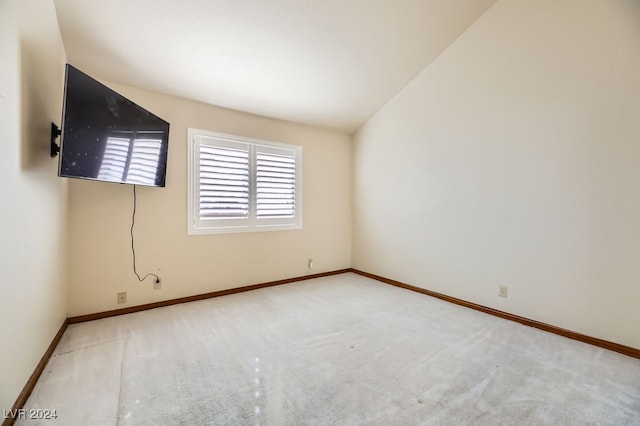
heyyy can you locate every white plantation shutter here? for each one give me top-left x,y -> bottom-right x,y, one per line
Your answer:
188,129 -> 302,234
198,144 -> 249,219
256,146 -> 296,220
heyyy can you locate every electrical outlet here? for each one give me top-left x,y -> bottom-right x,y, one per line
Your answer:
308,258 -> 314,269
498,285 -> 508,298
154,279 -> 161,290
117,292 -> 127,304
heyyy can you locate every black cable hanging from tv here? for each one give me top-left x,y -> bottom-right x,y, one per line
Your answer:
131,185 -> 160,284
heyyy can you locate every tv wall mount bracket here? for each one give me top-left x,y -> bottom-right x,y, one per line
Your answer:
50,123 -> 61,158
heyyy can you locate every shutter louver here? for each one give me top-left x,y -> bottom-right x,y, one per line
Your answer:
256,149 -> 296,218
199,144 -> 249,219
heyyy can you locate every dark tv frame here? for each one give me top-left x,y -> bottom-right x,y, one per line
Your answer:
54,64 -> 170,187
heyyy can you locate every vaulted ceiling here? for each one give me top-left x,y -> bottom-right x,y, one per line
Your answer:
53,0 -> 497,133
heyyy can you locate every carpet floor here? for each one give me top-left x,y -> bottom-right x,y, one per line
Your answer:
17,273 -> 640,425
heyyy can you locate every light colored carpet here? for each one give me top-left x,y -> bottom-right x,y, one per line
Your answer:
18,273 -> 640,425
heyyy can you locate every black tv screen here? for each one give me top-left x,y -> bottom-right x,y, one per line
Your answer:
58,65 -> 170,187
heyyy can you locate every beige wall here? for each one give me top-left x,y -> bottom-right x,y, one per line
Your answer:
67,84 -> 352,316
0,0 -> 68,413
353,0 -> 640,349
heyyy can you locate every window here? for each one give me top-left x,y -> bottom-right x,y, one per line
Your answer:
188,129 -> 302,234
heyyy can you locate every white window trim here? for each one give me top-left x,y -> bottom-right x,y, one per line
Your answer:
188,128 -> 303,235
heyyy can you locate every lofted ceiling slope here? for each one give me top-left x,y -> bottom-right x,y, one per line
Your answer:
53,0 -> 497,133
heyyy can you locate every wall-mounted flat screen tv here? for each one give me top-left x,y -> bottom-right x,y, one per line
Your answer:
58,64 -> 170,187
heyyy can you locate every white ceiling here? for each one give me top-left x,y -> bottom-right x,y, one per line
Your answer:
53,0 -> 496,133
